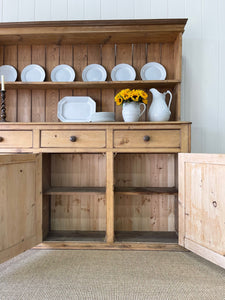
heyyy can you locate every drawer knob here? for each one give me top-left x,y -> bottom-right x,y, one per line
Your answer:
70,136 -> 77,142
0,137 -> 3,142
143,135 -> 150,142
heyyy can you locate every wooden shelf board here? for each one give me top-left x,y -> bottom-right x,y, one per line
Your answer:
44,186 -> 106,195
115,231 -> 178,243
35,242 -> 185,251
35,231 -> 185,251
5,80 -> 180,90
45,230 -> 105,242
114,187 -> 178,195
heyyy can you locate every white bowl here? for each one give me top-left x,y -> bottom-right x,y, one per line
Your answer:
90,112 -> 115,122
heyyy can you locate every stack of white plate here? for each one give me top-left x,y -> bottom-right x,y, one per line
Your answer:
90,112 -> 115,122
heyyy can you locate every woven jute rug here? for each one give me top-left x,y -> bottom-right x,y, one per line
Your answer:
0,249 -> 225,300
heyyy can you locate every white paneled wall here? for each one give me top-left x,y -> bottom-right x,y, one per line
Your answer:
0,0 -> 225,153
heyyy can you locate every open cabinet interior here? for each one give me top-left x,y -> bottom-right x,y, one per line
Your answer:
114,153 -> 178,243
41,152 -> 178,244
42,153 -> 107,242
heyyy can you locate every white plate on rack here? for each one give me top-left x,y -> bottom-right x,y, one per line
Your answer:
21,64 -> 45,82
140,62 -> 166,80
51,64 -> 75,82
82,64 -> 107,82
57,96 -> 96,122
0,65 -> 17,81
111,63 -> 136,81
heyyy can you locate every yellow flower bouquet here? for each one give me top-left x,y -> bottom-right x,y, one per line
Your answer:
115,89 -> 148,106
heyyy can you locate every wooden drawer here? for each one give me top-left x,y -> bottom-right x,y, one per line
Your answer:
0,131 -> 33,148
41,130 -> 106,148
113,130 -> 180,149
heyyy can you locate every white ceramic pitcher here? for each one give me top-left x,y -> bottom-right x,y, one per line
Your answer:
148,88 -> 172,122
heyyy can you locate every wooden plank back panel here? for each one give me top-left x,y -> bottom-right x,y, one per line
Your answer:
160,43 -> 174,79
50,153 -> 106,231
73,44 -> 87,81
114,153 -> 175,187
87,44 -> 102,112
45,45 -> 60,121
51,153 -> 106,187
114,153 -> 176,231
31,45 -> 46,122
115,44 -> 133,121
115,194 -> 176,231
101,44 -> 115,112
46,89 -> 59,122
4,45 -> 18,121
17,45 -> 32,122
133,43 -> 148,121
45,45 -> 60,81
59,45 -> 73,102
50,194 -> 106,231
73,44 -> 88,101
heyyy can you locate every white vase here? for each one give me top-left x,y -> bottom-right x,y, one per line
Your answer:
122,102 -> 146,122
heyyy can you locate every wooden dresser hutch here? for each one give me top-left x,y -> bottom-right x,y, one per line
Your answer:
0,19 -> 193,263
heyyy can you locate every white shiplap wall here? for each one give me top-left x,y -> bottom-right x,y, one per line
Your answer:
0,0 -> 224,153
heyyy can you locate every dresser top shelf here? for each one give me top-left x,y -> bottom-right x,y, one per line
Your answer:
0,19 -> 187,45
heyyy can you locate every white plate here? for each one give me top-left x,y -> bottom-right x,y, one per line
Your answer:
0,65 -> 17,81
51,64 -> 75,82
90,112 -> 115,122
57,96 -> 96,122
82,64 -> 107,82
140,62 -> 166,80
21,64 -> 45,82
111,64 -> 136,81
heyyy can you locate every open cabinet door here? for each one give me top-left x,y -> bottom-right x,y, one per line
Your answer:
179,153 -> 225,269
0,154 -> 42,263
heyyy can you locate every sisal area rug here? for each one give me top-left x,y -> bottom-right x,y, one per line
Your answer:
0,249 -> 225,300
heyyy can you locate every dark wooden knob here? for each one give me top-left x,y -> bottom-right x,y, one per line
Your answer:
212,201 -> 217,207
143,135 -> 150,142
0,137 -> 3,142
70,136 -> 77,142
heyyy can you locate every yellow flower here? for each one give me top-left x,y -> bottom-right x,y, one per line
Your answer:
142,99 -> 148,104
114,88 -> 148,105
130,90 -> 139,101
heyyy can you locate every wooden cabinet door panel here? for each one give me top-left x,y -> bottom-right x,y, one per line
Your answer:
0,154 -> 42,263
179,153 -> 225,269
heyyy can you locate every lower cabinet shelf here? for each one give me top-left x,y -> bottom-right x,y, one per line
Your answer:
45,230 -> 106,242
44,230 -> 177,244
44,186 -> 106,195
36,231 -> 183,251
115,231 -> 178,243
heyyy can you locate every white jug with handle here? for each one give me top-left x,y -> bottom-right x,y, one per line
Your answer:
148,88 -> 172,121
